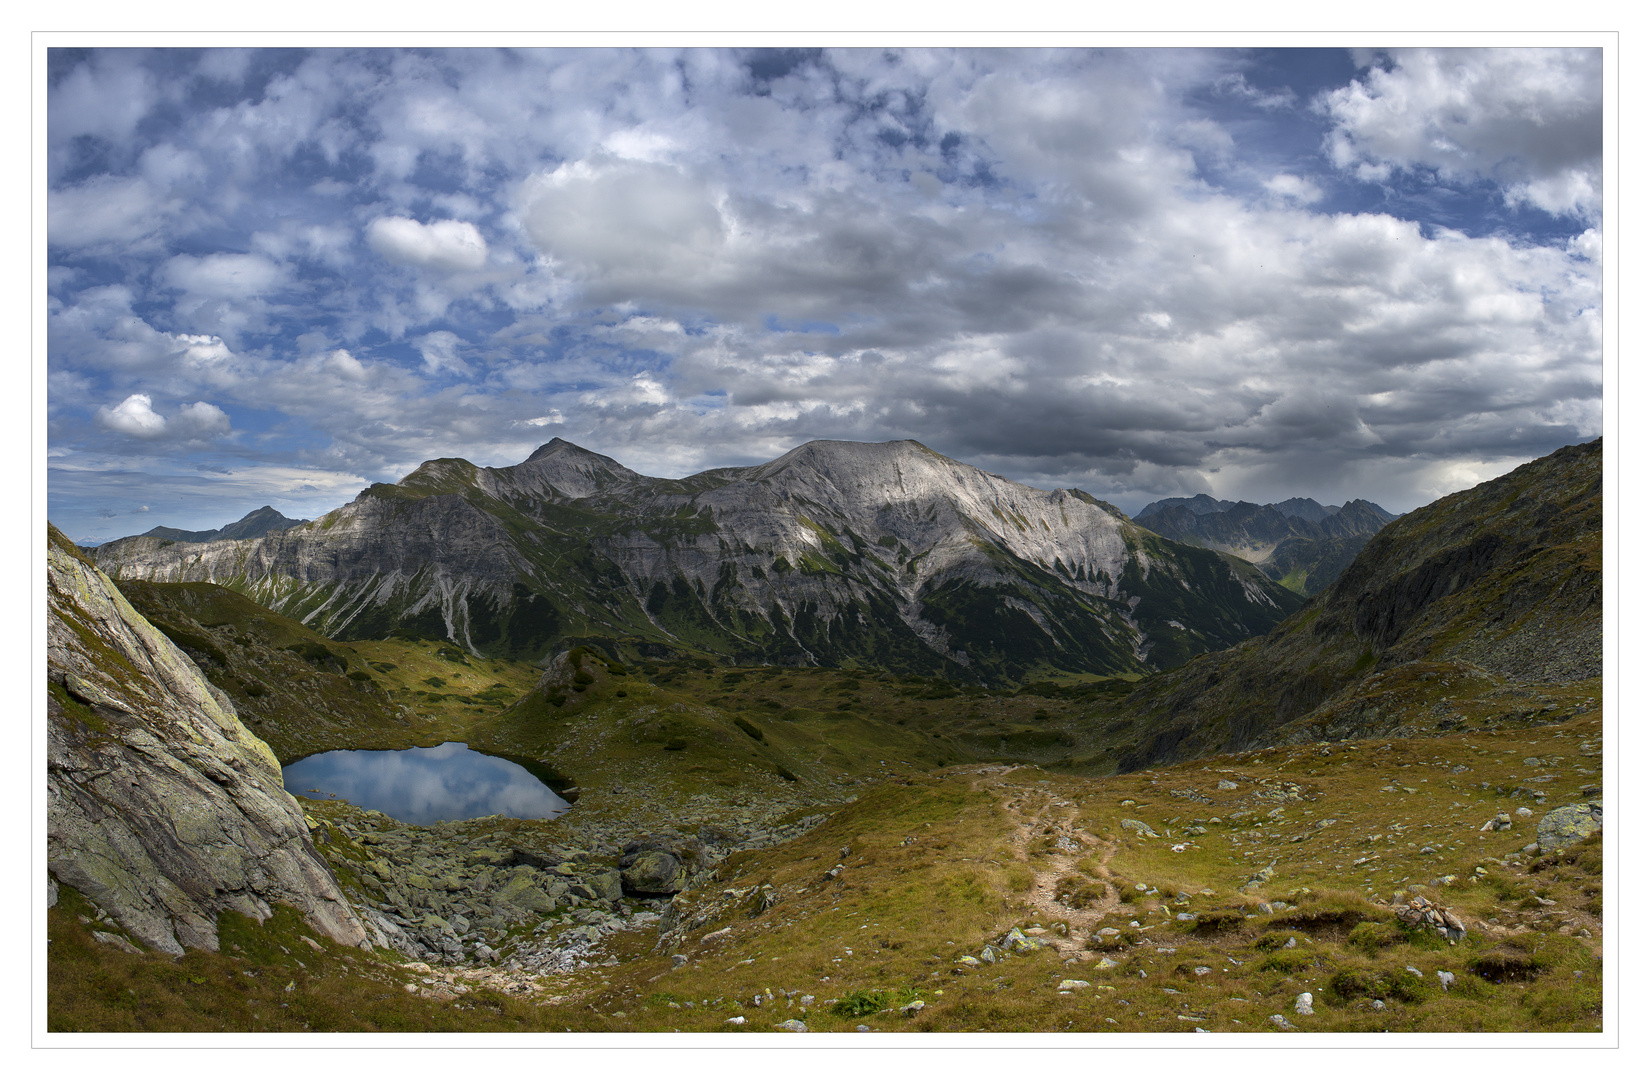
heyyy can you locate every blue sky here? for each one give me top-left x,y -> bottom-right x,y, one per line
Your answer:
46,47 -> 1603,543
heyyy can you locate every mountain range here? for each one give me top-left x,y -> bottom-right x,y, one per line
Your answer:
48,437 -> 1605,1033
1134,496 -> 1397,595
93,439 -> 1304,686
123,505 -> 309,546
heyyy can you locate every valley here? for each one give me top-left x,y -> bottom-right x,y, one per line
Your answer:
45,438 -> 1607,1034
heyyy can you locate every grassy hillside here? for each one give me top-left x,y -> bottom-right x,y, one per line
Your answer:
1083,439 -> 1601,769
50,707 -> 1603,1033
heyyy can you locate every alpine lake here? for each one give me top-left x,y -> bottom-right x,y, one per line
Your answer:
282,742 -> 571,826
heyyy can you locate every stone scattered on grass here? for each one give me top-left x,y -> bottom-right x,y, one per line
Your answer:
1397,896 -> 1466,943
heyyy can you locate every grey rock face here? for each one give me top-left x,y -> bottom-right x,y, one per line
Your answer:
46,527 -> 368,956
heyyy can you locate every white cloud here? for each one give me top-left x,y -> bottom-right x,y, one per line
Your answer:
48,175 -> 178,251
416,331 -> 471,377
162,253 -> 289,299
320,349 -> 368,380
519,158 -> 728,289
95,394 -> 168,438
94,394 -> 231,441
367,216 -> 489,272
48,51 -> 158,151
1319,48 -> 1602,219
173,401 -> 233,438
1262,173 -> 1323,205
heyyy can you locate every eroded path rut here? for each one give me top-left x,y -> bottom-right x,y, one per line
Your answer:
969,766 -> 1130,960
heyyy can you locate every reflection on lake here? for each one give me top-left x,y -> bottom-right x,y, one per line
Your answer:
282,742 -> 569,826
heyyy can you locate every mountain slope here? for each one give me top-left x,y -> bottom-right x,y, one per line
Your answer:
1096,438 -> 1601,769
94,439 -> 1302,686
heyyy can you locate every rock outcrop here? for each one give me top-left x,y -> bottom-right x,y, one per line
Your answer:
46,525 -> 368,955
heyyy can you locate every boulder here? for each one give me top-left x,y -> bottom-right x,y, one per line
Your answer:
494,870 -> 558,913
588,870 -> 624,902
620,850 -> 688,896
1537,802 -> 1602,854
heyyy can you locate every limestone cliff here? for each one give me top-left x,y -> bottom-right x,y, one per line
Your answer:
46,525 -> 369,955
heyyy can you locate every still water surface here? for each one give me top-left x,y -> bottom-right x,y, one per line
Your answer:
283,742 -> 569,826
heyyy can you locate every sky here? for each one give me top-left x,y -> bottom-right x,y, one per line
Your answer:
45,46 -> 1605,543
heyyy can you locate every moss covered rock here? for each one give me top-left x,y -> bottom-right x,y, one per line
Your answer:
1536,802 -> 1602,854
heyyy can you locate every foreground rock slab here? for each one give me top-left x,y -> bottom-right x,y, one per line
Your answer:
45,526 -> 368,955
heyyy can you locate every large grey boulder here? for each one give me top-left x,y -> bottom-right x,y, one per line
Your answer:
1537,802 -> 1603,854
588,870 -> 624,902
45,526 -> 368,955
621,850 -> 687,896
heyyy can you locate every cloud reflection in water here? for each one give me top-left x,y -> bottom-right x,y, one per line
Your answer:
282,742 -> 569,826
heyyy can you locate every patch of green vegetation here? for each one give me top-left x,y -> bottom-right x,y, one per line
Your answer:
831,987 -> 919,1017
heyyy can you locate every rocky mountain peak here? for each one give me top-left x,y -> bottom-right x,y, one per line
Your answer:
137,505 -> 308,546
507,438 -> 643,499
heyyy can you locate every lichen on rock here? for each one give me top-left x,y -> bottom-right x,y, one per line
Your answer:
46,525 -> 369,955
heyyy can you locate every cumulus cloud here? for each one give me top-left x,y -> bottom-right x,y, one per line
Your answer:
1319,48 -> 1603,219
95,394 -> 231,440
367,216 -> 489,272
95,393 -> 168,438
162,253 -> 289,299
520,158 -> 729,294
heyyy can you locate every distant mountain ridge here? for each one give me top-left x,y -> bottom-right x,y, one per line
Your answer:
1134,496 -> 1397,595
1135,494 -> 1355,522
94,438 -> 1302,686
138,505 -> 308,545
